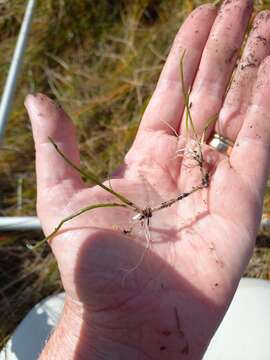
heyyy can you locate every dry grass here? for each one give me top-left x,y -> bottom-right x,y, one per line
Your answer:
0,0 -> 270,345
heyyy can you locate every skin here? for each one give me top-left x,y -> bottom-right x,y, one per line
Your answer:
25,1 -> 270,359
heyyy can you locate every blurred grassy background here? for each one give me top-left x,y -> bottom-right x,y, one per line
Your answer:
0,0 -> 270,345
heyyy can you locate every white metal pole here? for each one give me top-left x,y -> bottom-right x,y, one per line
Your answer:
0,216 -> 41,231
0,1 -> 39,232
0,0 -> 37,142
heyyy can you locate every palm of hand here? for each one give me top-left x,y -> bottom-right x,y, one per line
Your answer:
45,128 -> 259,347
26,1 -> 270,358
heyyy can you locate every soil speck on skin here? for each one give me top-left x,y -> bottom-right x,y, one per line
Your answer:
241,63 -> 256,70
258,11 -> 270,22
174,307 -> 190,355
256,35 -> 267,46
181,343 -> 189,355
160,283 -> 164,289
240,54 -> 259,71
160,346 -> 166,351
225,48 -> 238,64
215,283 -> 219,287
249,125 -> 253,129
216,259 -> 225,268
246,0 -> 253,11
162,330 -> 172,336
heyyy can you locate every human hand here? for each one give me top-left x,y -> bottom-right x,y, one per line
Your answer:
25,1 -> 270,359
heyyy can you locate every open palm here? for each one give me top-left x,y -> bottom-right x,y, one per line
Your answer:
26,1 -> 270,359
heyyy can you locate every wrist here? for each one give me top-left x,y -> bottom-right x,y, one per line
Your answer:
39,298 -> 91,360
39,294 -> 216,360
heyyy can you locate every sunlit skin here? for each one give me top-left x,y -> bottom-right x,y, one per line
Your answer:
25,1 -> 270,359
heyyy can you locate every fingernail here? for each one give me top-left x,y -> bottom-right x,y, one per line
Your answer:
24,94 -> 36,109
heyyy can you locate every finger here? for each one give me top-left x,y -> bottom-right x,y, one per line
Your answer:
181,0 -> 253,138
137,4 -> 217,135
230,56 -> 270,193
25,94 -> 84,204
217,10 -> 270,141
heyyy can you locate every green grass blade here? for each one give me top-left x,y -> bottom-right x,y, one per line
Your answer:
49,137 -> 140,211
203,114 -> 218,133
213,0 -> 222,7
180,51 -> 198,140
180,51 -> 189,133
27,202 -> 128,251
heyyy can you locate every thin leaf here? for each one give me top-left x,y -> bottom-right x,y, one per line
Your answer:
201,114 -> 218,144
213,0 -> 222,7
203,114 -> 218,133
27,202 -> 128,251
180,51 -> 198,140
49,137 -> 141,212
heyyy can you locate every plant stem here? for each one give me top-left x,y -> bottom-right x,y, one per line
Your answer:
180,51 -> 198,141
28,202 -> 129,251
49,137 -> 141,213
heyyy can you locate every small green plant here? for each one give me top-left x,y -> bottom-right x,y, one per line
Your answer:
28,52 -> 216,269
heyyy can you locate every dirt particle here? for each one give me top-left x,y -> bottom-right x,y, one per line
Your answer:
162,330 -> 172,336
214,283 -> 219,287
225,48 -> 238,64
246,0 -> 253,11
249,125 -> 253,129
181,343 -> 189,355
258,11 -> 270,22
160,346 -> 167,351
256,35 -> 267,46
216,259 -> 225,268
241,62 -> 257,70
174,307 -> 189,355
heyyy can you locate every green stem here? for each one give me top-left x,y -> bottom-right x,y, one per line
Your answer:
213,0 -> 222,8
180,51 -> 198,141
49,137 -> 141,212
27,202 -> 129,251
